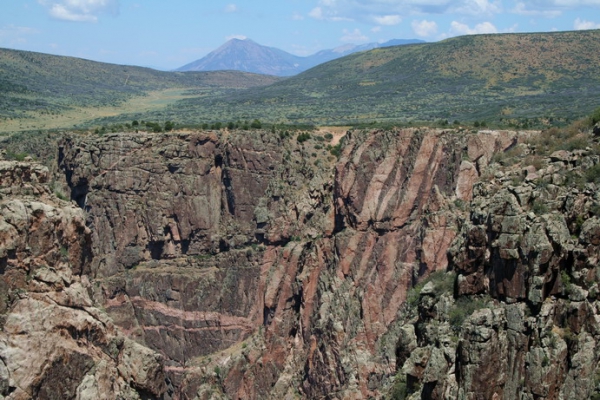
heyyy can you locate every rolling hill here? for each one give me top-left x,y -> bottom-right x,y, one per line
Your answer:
2,29 -> 600,132
0,47 -> 279,125
167,29 -> 600,126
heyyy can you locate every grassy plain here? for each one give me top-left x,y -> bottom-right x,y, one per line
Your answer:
0,88 -> 197,132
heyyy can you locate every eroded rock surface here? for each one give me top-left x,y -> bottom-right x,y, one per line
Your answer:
0,160 -> 167,400
56,128 -> 489,399
10,125 -> 599,399
396,132 -> 600,399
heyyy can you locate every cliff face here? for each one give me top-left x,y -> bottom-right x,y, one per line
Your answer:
57,127 -> 498,398
396,140 -> 600,399
6,125 -> 595,399
0,160 -> 166,399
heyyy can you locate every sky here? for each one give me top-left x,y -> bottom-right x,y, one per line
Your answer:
1,0 -> 600,70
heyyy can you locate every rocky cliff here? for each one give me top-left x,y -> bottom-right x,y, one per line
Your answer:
4,123 -> 600,399
55,127 -> 512,399
0,160 -> 166,399
395,130 -> 600,399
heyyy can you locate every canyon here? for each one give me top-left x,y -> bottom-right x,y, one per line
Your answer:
1,125 -> 600,399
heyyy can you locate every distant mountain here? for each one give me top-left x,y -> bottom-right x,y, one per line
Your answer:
176,38 -> 424,76
175,30 -> 600,125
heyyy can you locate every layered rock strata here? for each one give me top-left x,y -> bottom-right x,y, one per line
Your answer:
57,128 -> 518,399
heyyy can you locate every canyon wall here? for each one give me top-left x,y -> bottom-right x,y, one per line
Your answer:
59,127 -> 498,399
3,125 -> 600,399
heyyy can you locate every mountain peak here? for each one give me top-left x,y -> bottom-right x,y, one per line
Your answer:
176,38 -> 425,76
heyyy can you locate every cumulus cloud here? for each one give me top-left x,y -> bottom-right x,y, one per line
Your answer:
450,20 -> 498,35
511,2 -> 562,17
224,4 -> 237,13
308,0 -> 600,28
412,19 -> 438,37
340,28 -> 368,43
38,0 -> 119,22
308,5 -> 352,21
307,0 -> 504,25
574,17 -> 600,29
512,0 -> 600,17
451,0 -> 502,16
372,14 -> 402,25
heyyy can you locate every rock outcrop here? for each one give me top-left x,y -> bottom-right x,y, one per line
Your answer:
0,160 -> 167,399
396,132 -> 600,399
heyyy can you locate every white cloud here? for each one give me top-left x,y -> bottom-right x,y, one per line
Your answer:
308,5 -> 352,21
292,12 -> 304,20
340,28 -> 368,43
225,34 -> 247,41
38,0 -> 119,22
412,19 -> 438,37
530,0 -> 600,5
0,25 -> 38,45
450,20 -> 498,35
511,2 -> 562,17
371,26 -> 382,32
574,17 -> 600,29
512,0 -> 600,17
306,0 -> 504,25
224,4 -> 237,13
451,0 -> 502,16
372,14 -> 401,26
308,6 -> 324,19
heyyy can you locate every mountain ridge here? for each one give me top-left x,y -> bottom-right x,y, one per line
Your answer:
176,37 -> 425,76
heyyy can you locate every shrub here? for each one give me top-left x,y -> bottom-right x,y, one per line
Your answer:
250,119 -> 262,129
329,143 -> 342,158
449,296 -> 487,331
586,164 -> 600,184
297,132 -> 311,143
532,199 -> 549,214
390,376 -> 408,400
560,270 -> 572,295
588,106 -> 600,127
5,151 -> 28,161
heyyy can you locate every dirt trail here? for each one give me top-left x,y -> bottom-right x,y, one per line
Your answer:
317,126 -> 350,145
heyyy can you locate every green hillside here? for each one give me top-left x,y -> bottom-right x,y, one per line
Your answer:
1,29 -> 600,132
162,29 -> 600,126
0,48 -> 279,130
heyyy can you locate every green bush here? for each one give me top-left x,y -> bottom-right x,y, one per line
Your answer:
586,164 -> 600,184
297,132 -> 311,143
449,296 -> 487,331
588,106 -> 600,127
390,376 -> 408,400
532,199 -> 549,214
329,143 -> 342,158
5,151 -> 28,161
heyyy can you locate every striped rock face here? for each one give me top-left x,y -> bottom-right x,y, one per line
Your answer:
57,128 -> 515,399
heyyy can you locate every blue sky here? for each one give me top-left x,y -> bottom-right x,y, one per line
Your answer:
1,0 -> 600,70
